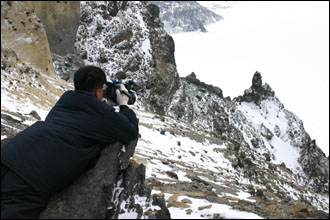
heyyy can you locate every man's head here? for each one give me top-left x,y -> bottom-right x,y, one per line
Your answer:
74,66 -> 106,100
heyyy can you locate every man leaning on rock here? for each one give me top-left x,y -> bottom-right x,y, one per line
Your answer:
1,66 -> 139,219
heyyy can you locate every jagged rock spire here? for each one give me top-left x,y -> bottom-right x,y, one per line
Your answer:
252,71 -> 263,90
235,71 -> 275,105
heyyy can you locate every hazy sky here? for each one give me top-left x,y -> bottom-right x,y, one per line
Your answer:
172,1 -> 329,156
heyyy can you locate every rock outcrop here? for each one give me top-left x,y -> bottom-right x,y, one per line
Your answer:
143,3 -> 180,114
74,1 -> 180,115
22,1 -> 84,81
235,71 -> 275,105
24,1 -> 80,56
298,138 -> 329,193
39,139 -> 170,219
1,1 -> 55,75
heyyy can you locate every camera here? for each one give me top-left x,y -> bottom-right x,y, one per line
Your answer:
103,79 -> 137,105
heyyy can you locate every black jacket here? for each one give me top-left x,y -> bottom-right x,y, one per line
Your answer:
1,90 -> 139,195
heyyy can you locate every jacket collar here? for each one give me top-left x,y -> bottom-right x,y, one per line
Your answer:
74,90 -> 95,97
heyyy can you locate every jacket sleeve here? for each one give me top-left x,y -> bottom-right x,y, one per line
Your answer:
107,105 -> 139,144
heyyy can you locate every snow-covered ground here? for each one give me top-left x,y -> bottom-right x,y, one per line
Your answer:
131,108 -> 266,219
157,191 -> 262,219
236,100 -> 302,172
131,100 -> 329,216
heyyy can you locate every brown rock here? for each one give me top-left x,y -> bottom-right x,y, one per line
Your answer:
24,1 -> 80,56
185,209 -> 193,215
29,110 -> 41,120
167,194 -> 190,209
291,204 -> 309,217
198,204 -> 212,210
181,198 -> 192,204
1,2 -> 55,75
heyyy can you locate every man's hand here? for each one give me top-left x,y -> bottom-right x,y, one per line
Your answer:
116,84 -> 129,106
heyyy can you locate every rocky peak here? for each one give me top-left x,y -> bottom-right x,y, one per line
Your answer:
187,72 -> 197,78
252,71 -> 263,89
235,71 -> 275,105
184,72 -> 223,98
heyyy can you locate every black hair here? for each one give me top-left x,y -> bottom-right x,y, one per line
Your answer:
73,66 -> 106,92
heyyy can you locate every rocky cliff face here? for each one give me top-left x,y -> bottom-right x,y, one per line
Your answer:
74,1 -> 180,114
1,1 -> 55,75
24,1 -> 80,56
1,1 -> 329,219
23,1 -> 84,82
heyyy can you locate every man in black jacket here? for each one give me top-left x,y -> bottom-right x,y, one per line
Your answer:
1,66 -> 139,219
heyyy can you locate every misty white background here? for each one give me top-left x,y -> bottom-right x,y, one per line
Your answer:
172,1 -> 329,156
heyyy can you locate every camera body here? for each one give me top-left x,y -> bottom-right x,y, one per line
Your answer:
103,79 -> 136,105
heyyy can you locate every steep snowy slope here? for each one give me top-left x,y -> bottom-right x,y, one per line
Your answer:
133,103 -> 329,218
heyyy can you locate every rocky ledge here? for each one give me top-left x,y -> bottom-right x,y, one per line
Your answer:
38,139 -> 170,219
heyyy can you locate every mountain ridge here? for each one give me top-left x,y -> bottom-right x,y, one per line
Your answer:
148,1 -> 223,34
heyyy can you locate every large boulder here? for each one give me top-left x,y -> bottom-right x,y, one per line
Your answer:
39,139 -> 170,219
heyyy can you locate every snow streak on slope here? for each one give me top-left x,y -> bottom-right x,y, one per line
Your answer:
236,100 -> 302,172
